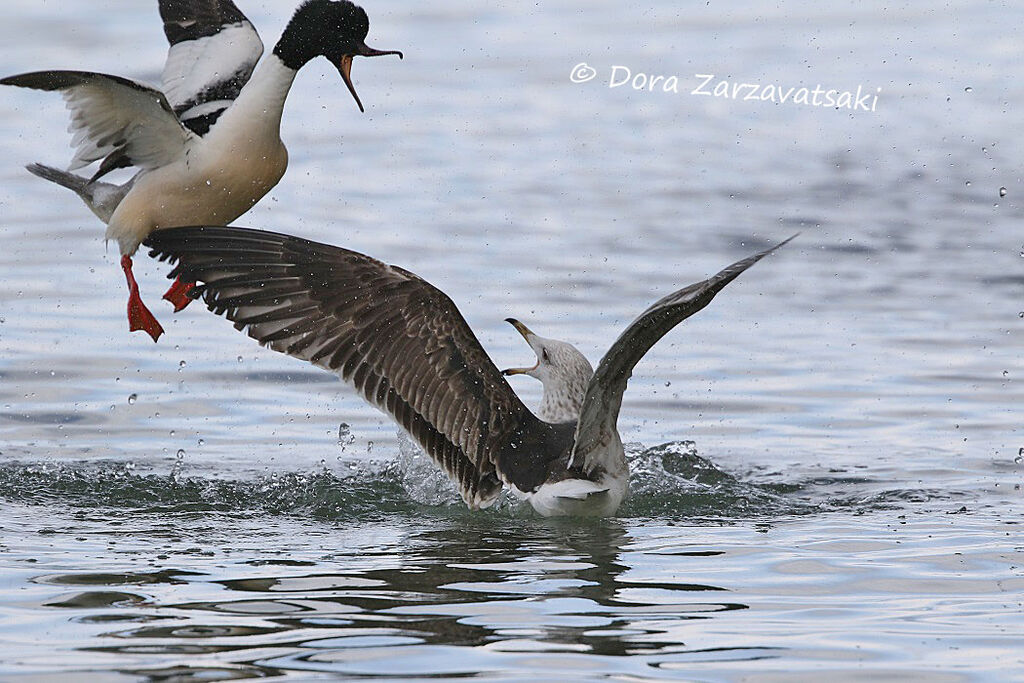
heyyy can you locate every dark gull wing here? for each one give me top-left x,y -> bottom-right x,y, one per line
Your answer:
146,226 -> 566,508
159,0 -> 264,136
0,70 -> 193,172
570,235 -> 797,474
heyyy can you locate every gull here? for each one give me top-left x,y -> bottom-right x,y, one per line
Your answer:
145,226 -> 795,516
1,0 -> 401,341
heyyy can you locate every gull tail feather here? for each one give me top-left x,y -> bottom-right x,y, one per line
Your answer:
527,478 -> 615,517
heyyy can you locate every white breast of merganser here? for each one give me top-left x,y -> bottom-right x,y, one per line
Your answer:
105,57 -> 296,255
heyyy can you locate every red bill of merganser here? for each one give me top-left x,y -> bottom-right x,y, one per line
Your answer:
1,0 -> 401,341
146,226 -> 795,516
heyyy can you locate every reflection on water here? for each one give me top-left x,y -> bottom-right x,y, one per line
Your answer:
15,504 -> 1019,680
29,520 -> 759,680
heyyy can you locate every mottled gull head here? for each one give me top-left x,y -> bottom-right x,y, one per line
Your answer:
501,318 -> 594,424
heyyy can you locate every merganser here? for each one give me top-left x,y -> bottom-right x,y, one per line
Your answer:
1,0 -> 401,341
145,226 -> 795,516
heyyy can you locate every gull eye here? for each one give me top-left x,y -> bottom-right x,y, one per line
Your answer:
541,349 -> 550,362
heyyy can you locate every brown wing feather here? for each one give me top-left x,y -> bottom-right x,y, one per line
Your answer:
146,226 -> 555,508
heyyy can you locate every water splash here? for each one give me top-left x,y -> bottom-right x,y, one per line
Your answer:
391,431 -> 462,507
621,441 -> 813,519
0,439 -> 958,521
0,460 -> 412,520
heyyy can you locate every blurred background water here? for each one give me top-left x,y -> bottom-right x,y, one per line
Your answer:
0,0 -> 1021,679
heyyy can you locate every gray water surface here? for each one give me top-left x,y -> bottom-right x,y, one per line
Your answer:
1,0 -> 1022,679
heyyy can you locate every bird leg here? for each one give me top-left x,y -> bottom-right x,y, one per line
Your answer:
162,275 -> 196,313
121,255 -> 164,342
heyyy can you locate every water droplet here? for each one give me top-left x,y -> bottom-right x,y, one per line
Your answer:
198,438 -> 205,446
127,393 -> 137,404
999,186 -> 1008,197
1018,312 -> 1023,318
237,356 -> 244,363
178,360 -> 186,369
964,86 -> 973,93
1003,370 -> 1010,377
964,180 -> 971,187
176,449 -> 185,459
1016,447 -> 1024,464
337,423 -> 355,451
664,381 -> 671,387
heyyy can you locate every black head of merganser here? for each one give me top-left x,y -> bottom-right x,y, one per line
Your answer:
273,0 -> 403,112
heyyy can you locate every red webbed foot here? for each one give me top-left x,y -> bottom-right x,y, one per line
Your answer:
121,255 -> 164,342
163,276 -> 196,313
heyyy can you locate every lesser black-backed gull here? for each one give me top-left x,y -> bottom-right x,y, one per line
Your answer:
146,226 -> 795,516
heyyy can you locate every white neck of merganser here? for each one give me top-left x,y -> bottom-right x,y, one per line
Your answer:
215,0 -> 367,136
217,56 -> 297,134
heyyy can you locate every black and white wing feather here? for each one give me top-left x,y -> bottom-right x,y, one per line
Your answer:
570,235 -> 797,473
0,70 -> 194,172
159,0 -> 264,136
146,226 -> 570,508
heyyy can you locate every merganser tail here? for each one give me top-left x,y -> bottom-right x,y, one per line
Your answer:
26,163 -> 129,224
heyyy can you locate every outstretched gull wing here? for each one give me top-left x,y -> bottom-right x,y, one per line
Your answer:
570,235 -> 797,473
159,0 -> 264,136
0,70 -> 194,172
146,226 -> 567,508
